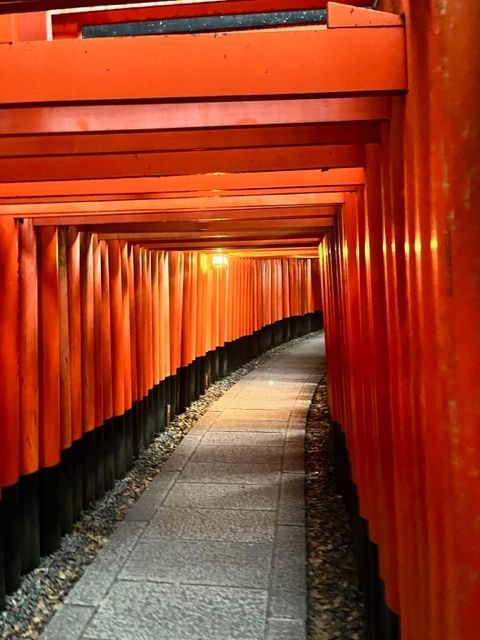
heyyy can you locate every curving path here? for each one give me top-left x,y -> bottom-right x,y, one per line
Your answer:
42,334 -> 325,640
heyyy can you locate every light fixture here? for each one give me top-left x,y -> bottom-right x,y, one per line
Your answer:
211,254 -> 229,268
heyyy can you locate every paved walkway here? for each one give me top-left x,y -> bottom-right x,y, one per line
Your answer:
42,334 -> 325,640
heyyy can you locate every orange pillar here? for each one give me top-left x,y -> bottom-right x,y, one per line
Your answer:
17,219 -> 40,572
0,217 -> 20,593
119,241 -> 133,465
160,252 -> 170,382
100,241 -> 115,488
58,228 -> 74,529
37,226 -> 61,554
108,240 -> 126,478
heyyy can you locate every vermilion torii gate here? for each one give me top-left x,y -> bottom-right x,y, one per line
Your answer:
1,2 -> 479,640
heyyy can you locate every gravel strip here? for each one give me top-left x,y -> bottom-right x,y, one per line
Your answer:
305,376 -> 366,640
0,333 -> 319,640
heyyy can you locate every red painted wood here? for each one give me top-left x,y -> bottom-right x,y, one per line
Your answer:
108,240 -> 125,418
0,217 -> 20,486
67,229 -> 83,441
58,228 -> 72,449
80,233 -> 95,431
19,219 -> 39,476
37,226 -> 60,469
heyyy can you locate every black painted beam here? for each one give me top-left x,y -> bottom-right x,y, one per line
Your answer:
82,10 -> 327,38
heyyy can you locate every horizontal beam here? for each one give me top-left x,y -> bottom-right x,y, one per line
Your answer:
0,168 -> 364,199
134,237 -> 324,249
2,186 -> 353,206
143,238 -> 322,246
50,2 -> 371,37
0,144 -> 364,182
0,97 -> 391,136
29,205 -> 339,228
138,241 -> 327,253
228,251 -> 318,258
2,1 -> 371,18
83,218 -> 335,238
0,27 -> 406,105
141,247 -> 321,254
0,122 -> 380,158
14,192 -> 345,217
227,248 -> 319,257
82,11 -> 329,39
121,230 -> 326,241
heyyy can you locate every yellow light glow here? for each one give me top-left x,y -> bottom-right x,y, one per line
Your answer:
211,254 -> 229,268
200,253 -> 209,274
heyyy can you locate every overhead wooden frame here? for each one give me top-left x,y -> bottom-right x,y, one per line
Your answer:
133,235 -> 330,250
226,248 -> 320,258
0,98 -> 391,136
0,123 -> 381,158
0,144 -> 365,183
90,216 -> 336,238
50,1 -> 371,39
0,168 -> 365,202
11,192 -> 345,217
0,3 -> 404,260
0,0 -> 374,19
23,204 -> 340,226
41,208 -> 339,231
0,26 -> 406,104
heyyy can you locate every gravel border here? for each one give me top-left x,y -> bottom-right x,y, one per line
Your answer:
0,333 -> 319,640
306,375 -> 366,640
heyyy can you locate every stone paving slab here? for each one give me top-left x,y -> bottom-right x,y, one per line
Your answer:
228,399 -> 302,410
208,419 -> 288,432
279,474 -> 305,510
66,522 -> 147,608
42,334 -> 324,640
161,434 -> 203,471
266,618 -> 307,640
191,444 -> 284,466
119,538 -> 273,588
219,408 -> 292,422
143,506 -> 276,542
125,471 -> 179,522
278,507 -> 305,526
268,589 -> 307,620
188,411 -> 222,434
83,582 -> 268,640
178,461 -> 282,485
271,525 -> 307,593
201,431 -> 286,447
163,482 -> 279,511
41,605 -> 95,640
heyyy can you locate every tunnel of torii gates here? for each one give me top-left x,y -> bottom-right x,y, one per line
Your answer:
0,0 -> 478,638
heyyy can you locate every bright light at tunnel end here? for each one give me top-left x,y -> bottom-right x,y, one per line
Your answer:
211,254 -> 229,268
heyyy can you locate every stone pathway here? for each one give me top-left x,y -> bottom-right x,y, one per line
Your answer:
41,334 -> 325,640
